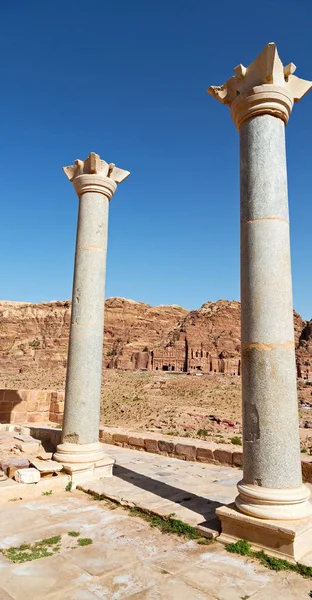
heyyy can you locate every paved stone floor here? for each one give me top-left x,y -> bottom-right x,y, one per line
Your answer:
0,490 -> 311,599
82,444 -> 243,537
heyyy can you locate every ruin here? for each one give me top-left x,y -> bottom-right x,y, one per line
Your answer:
209,42 -> 312,561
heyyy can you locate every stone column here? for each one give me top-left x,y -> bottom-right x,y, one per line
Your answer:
54,153 -> 129,478
208,43 -> 312,559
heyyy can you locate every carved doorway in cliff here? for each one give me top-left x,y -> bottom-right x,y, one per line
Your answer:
162,365 -> 169,371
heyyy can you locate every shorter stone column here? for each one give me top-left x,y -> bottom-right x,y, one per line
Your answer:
54,152 -> 129,482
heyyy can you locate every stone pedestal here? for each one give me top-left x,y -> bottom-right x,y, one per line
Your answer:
54,153 -> 129,481
209,43 -> 312,560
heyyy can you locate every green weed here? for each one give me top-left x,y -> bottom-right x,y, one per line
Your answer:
65,481 -> 72,492
226,540 -> 312,579
42,490 -> 53,496
68,531 -> 80,537
231,436 -> 242,446
78,538 -> 93,546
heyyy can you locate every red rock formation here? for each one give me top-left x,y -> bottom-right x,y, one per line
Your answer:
0,298 -> 310,379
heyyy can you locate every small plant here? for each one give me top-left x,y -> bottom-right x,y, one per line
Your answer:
309,591 -> 312,598
65,481 -> 72,492
78,538 -> 93,546
301,448 -> 308,453
226,539 -> 312,579
226,539 -> 251,556
29,339 -> 40,348
68,531 -> 80,537
143,347 -> 149,352
42,490 -> 52,496
197,429 -> 209,437
2,535 -> 61,563
231,436 -> 242,446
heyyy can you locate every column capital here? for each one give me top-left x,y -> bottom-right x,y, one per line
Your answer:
63,152 -> 130,200
208,43 -> 312,130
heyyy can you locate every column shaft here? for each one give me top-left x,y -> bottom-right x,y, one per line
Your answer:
240,114 -> 302,489
62,190 -> 109,445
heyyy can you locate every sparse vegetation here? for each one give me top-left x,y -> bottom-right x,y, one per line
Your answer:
226,539 -> 312,579
231,436 -> 242,446
42,490 -> 53,496
65,481 -> 72,492
68,531 -> 80,537
2,535 -> 62,563
78,538 -> 93,546
143,347 -> 149,352
197,428 -> 209,437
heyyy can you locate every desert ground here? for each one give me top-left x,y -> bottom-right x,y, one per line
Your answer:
1,369 -> 312,448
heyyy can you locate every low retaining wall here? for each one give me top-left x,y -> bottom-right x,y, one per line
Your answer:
99,425 -> 312,484
0,390 -> 64,425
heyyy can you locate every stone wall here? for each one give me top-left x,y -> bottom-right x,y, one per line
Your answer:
0,390 -> 64,425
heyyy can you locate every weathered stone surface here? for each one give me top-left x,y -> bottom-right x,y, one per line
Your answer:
30,459 -> 63,473
0,298 -> 310,378
14,467 -> 40,483
196,447 -> 214,462
214,447 -> 233,465
1,457 -> 29,475
175,443 -> 197,461
158,440 -> 175,454
128,436 -> 145,449
144,438 -> 159,453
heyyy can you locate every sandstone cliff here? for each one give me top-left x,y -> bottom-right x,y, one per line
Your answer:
0,298 -> 311,379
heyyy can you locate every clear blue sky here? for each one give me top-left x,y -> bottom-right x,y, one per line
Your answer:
1,0 -> 311,319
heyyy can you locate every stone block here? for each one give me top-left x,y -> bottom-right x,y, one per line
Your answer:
128,436 -> 145,449
99,430 -> 113,444
14,467 -> 40,483
233,451 -> 243,467
12,401 -> 27,413
175,443 -> 196,461
1,458 -> 29,476
144,438 -> 159,453
196,447 -> 214,462
112,433 -> 129,446
30,459 -> 63,474
13,412 -> 27,424
53,402 -> 64,414
158,440 -> 175,455
217,504 -> 312,563
26,400 -> 39,412
301,459 -> 312,483
15,441 -> 41,453
27,412 -> 45,423
214,447 -> 233,465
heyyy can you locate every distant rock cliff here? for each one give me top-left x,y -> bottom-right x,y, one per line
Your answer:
0,298 -> 310,379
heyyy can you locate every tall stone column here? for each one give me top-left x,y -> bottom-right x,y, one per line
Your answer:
208,44 -> 312,560
54,153 -> 129,479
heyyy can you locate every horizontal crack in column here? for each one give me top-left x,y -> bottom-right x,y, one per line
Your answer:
71,322 -> 102,328
242,217 -> 289,224
77,245 -> 105,251
242,341 -> 295,351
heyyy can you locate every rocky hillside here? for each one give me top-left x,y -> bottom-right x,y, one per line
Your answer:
0,297 -> 311,378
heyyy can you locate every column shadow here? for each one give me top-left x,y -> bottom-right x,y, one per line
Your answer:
113,464 -> 229,535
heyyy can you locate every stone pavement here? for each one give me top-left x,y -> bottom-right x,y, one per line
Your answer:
0,489 -> 311,599
82,444 -> 243,537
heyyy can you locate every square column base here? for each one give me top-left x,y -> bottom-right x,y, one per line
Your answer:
62,456 -> 115,488
217,504 -> 312,564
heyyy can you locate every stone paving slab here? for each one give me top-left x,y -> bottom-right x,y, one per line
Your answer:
81,444 -> 242,537
0,490 -> 310,598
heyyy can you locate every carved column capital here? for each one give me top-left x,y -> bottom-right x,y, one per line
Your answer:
208,43 -> 312,130
63,152 -> 130,200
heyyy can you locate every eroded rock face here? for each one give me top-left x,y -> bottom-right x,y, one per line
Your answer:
0,298 -> 310,379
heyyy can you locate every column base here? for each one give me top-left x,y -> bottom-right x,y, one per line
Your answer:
236,482 -> 312,520
217,503 -> 312,563
53,442 -> 115,488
